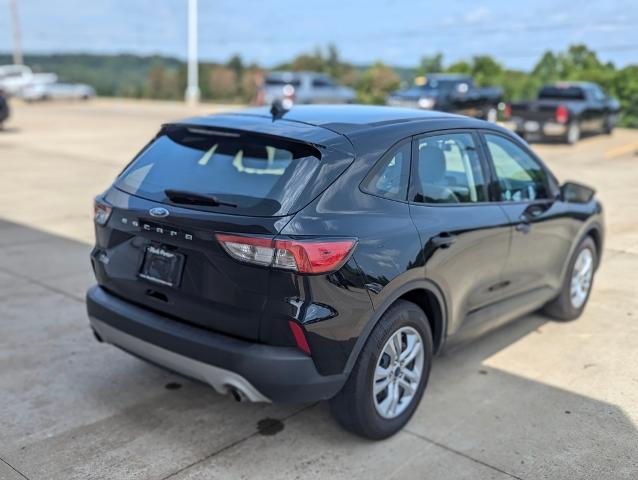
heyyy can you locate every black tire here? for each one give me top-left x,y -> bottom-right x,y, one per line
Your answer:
565,122 -> 581,145
544,236 -> 597,321
329,300 -> 433,440
603,117 -> 614,135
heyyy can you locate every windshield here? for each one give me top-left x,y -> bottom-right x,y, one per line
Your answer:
115,126 -> 327,217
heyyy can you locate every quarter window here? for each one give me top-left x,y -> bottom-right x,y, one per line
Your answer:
484,134 -> 549,202
412,133 -> 487,204
362,143 -> 411,201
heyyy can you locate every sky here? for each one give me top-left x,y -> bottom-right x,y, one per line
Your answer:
1,0 -> 637,70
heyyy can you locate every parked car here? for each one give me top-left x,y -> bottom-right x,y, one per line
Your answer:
386,74 -> 503,122
257,71 -> 355,107
87,105 -> 603,439
21,82 -> 96,102
0,89 -> 9,128
0,64 -> 57,96
510,82 -> 620,144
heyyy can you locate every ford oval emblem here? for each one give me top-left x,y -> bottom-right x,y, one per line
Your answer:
149,207 -> 170,218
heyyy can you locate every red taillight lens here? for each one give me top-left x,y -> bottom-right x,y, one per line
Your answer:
94,200 -> 112,225
555,105 -> 569,124
503,103 -> 512,120
215,233 -> 356,274
288,321 -> 311,355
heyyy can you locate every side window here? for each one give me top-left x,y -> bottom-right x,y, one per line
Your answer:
412,132 -> 487,204
591,86 -> 606,102
312,77 -> 334,88
361,142 -> 411,201
484,134 -> 549,202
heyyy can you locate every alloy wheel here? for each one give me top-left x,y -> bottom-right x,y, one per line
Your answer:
372,326 -> 424,419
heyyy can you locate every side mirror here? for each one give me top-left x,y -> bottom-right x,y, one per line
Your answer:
560,181 -> 595,203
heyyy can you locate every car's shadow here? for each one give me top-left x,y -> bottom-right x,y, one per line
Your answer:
1,219 -> 636,479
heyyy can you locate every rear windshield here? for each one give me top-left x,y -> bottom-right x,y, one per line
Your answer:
265,77 -> 301,87
538,86 -> 585,100
115,126 -> 329,217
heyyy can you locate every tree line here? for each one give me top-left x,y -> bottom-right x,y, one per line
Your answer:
1,44 -> 636,127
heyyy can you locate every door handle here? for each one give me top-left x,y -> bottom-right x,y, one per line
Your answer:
431,233 -> 457,249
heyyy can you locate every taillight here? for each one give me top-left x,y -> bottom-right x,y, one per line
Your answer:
215,233 -> 356,274
555,105 -> 569,124
94,199 -> 112,225
282,84 -> 295,109
502,103 -> 512,120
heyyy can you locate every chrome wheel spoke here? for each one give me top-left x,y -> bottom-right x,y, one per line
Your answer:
374,375 -> 391,395
398,377 -> 416,396
403,367 -> 420,382
401,337 -> 422,364
387,382 -> 400,416
392,334 -> 402,360
569,248 -> 594,309
374,365 -> 390,382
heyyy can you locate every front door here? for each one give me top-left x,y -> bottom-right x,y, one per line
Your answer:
480,132 -> 573,299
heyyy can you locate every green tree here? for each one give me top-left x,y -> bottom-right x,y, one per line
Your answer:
356,62 -> 400,104
613,66 -> 638,128
446,60 -> 472,75
144,66 -> 180,100
417,53 -> 444,75
470,55 -> 503,86
227,54 -> 244,81
532,51 -> 560,84
206,66 -> 238,100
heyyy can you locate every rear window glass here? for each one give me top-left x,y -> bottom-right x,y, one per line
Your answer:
265,77 -> 301,87
538,86 -> 585,100
115,126 -> 325,217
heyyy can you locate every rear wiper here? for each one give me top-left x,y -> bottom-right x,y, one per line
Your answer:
164,189 -> 237,208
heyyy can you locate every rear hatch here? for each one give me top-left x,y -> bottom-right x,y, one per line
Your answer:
511,100 -> 566,123
261,73 -> 301,105
512,85 -> 585,123
92,116 -> 354,341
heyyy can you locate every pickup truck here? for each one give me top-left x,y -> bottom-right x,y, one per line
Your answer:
257,71 -> 355,107
510,82 -> 620,144
386,74 -> 503,122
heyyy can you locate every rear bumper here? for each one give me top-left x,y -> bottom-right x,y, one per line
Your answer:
511,117 -> 567,137
86,285 -> 346,403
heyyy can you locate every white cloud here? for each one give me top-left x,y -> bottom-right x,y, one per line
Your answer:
463,6 -> 491,24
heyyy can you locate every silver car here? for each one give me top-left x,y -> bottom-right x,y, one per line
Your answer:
259,71 -> 355,107
22,82 -> 95,102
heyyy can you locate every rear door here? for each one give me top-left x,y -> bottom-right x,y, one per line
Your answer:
480,131 -> 573,298
408,130 -> 511,335
93,123 -> 353,341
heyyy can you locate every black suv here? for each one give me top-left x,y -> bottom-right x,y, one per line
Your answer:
87,105 -> 603,439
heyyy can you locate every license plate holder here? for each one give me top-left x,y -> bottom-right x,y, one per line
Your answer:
139,246 -> 184,287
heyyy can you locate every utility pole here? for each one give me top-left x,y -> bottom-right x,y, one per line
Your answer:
185,0 -> 200,104
9,0 -> 23,65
